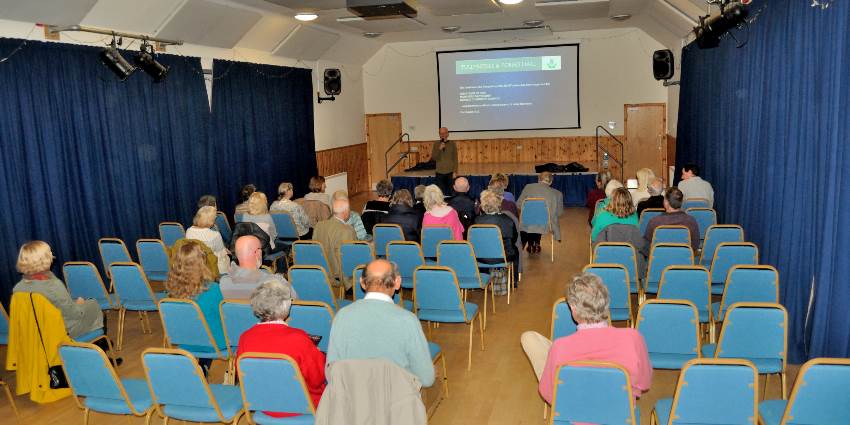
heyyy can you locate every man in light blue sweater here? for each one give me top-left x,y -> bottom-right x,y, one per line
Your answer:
326,259 -> 435,387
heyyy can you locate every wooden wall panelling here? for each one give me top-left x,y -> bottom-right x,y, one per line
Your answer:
316,143 -> 369,195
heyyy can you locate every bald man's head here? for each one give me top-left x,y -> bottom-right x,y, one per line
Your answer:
235,235 -> 262,269
361,259 -> 401,294
453,176 -> 469,193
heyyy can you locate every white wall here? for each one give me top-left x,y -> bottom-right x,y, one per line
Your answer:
363,27 -> 671,141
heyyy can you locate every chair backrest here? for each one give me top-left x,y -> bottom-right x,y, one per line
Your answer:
646,244 -> 694,285
413,266 -> 467,320
98,238 -> 132,277
0,303 -> 9,344
780,358 -> 850,425
287,301 -> 334,352
637,299 -> 700,361
651,225 -> 692,247
467,225 -> 507,262
292,241 -> 331,274
639,208 -> 665,235
288,265 -> 339,311
551,361 -> 636,425
681,198 -> 710,210
593,242 -> 639,285
219,300 -> 257,355
58,342 -> 145,415
158,299 -> 223,358
686,208 -> 717,241
109,262 -> 157,307
158,222 -> 186,248
520,198 -> 550,229
136,239 -> 170,276
718,265 -> 779,315
437,241 -> 484,288
421,225 -> 453,259
237,353 -> 315,417
141,348 -> 234,422
387,241 -> 424,281
271,212 -> 298,241
714,302 -> 787,368
582,264 -> 631,318
700,224 -> 744,265
62,261 -> 112,309
373,224 -> 404,257
215,212 -> 231,244
668,358 -> 758,424
709,242 -> 759,284
339,241 -> 374,286
550,297 -> 578,340
657,266 -> 711,317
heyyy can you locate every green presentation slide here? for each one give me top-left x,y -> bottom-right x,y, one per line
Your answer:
456,56 -> 562,75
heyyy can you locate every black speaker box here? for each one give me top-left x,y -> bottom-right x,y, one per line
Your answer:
323,69 -> 341,96
652,50 -> 674,81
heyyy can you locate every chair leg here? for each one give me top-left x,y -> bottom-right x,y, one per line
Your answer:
478,315 -> 485,351
781,372 -> 787,400
440,354 -> 449,398
507,265 -> 512,306
83,408 -> 90,425
490,281 -> 496,315
763,374 -> 769,400
1,380 -> 18,421
137,312 -> 147,334
550,233 -> 554,263
482,286 -> 488,331
117,308 -> 126,351
542,402 -> 548,420
709,318 -> 716,343
144,409 -> 153,425
467,321 -> 474,371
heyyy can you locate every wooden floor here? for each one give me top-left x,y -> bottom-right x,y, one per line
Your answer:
0,207 -> 799,424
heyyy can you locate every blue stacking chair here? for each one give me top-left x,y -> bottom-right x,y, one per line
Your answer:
141,348 -> 244,424
700,225 -> 744,266
387,241 -> 424,290
339,241 -> 374,295
373,223 -> 404,258
136,239 -> 170,282
237,353 -> 316,424
658,265 -> 713,341
709,242 -> 759,295
637,299 -> 700,370
271,212 -> 299,246
703,302 -> 788,399
640,208 -> 665,235
653,358 -> 758,425
13,293 -> 110,350
0,303 -> 8,345
651,225 -> 692,247
215,212 -> 232,245
59,341 -> 154,424
287,300 -> 334,353
686,208 -> 717,243
292,241 -> 331,275
645,243 -> 694,299
583,264 -> 633,325
468,224 -> 515,304
713,265 -> 779,323
550,298 -> 578,340
109,262 -> 167,350
681,198 -> 710,210
219,300 -> 258,367
158,299 -> 229,375
550,361 -> 638,425
438,241 -> 493,328
759,358 -> 850,425
352,265 -> 411,310
98,237 -> 132,281
593,242 -> 641,297
63,261 -> 113,310
414,266 -> 483,371
158,222 -> 185,248
520,197 -> 555,262
288,265 -> 351,312
421,225 -> 453,263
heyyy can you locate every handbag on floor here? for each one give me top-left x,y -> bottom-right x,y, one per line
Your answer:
489,268 -> 508,296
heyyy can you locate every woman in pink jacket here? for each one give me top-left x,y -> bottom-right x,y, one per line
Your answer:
421,184 -> 464,240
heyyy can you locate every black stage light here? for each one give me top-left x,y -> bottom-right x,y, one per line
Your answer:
135,43 -> 169,83
99,39 -> 136,81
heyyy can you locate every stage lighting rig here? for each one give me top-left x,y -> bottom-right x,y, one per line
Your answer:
99,36 -> 136,81
694,0 -> 750,49
135,41 -> 169,83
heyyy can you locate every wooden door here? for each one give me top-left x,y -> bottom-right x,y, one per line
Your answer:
624,103 -> 667,182
365,113 -> 402,189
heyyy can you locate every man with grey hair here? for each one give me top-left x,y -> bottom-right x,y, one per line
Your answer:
326,259 -> 435,387
313,194 -> 357,291
517,171 -> 564,254
520,272 -> 651,406
447,176 -> 477,236
236,280 -> 328,414
637,178 -> 665,216
220,235 -> 288,299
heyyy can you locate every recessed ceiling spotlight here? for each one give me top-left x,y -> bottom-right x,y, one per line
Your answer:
363,32 -> 383,38
441,26 -> 461,33
523,19 -> 544,27
499,0 -> 524,5
610,14 -> 631,21
294,13 -> 318,21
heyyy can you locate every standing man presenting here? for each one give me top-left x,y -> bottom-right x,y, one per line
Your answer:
432,127 -> 458,195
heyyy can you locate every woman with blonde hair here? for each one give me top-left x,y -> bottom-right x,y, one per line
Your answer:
590,187 -> 638,242
631,168 -> 656,206
243,191 -> 278,248
185,206 -> 230,274
421,184 -> 464,240
270,182 -> 312,239
489,173 -> 515,202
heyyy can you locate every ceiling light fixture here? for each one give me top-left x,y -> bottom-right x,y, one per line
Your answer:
523,19 -> 544,27
363,32 -> 383,38
499,0 -> 524,4
295,13 -> 318,22
441,26 -> 461,33
610,14 -> 631,21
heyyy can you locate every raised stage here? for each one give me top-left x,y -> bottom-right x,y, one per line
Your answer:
391,162 -> 597,207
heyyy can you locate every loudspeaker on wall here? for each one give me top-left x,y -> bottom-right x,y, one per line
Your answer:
652,50 -> 674,81
323,68 -> 341,96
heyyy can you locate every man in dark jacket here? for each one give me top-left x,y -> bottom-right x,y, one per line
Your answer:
447,177 -> 477,237
382,189 -> 421,242
642,187 -> 701,255
636,178 -> 665,217
474,189 -> 519,283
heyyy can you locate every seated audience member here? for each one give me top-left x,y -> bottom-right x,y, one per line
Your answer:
197,194 -> 217,209
475,190 -> 519,281
243,192 -> 279,250
447,176 -> 477,235
165,240 -> 226,372
270,182 -> 312,239
597,179 -> 624,212
489,173 -> 515,202
413,184 -> 427,220
636,178 -> 665,217
591,188 -> 638,242
517,172 -> 564,253
677,163 -> 714,207
332,190 -> 369,241
422,184 -> 464,240
643,187 -> 701,254
313,195 -> 358,290
487,183 -> 519,217
186,206 -> 230,275
383,189 -> 421,242
305,176 -> 332,208
631,168 -> 656,206
237,280 -> 326,418
234,184 -> 256,218
521,273 -> 651,405
326,259 -> 435,387
362,179 -> 393,235
586,171 -> 611,225
220,235 -> 288,299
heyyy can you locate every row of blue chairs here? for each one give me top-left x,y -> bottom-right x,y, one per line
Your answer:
97,238 -> 170,283
638,207 -> 717,242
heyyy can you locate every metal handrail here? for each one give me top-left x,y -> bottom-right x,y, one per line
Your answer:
385,133 -> 411,177
595,125 -> 625,182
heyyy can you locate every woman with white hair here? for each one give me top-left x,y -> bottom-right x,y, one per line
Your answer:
185,206 -> 230,274
421,184 -> 464,240
236,279 -> 326,418
270,182 -> 312,239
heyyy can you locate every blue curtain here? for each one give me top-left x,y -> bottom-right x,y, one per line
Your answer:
675,0 -> 850,361
211,60 -> 317,214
